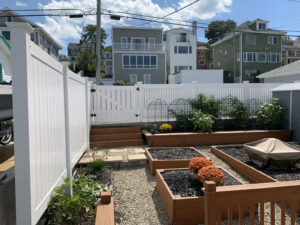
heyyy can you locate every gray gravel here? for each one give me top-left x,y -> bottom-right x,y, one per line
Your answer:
112,167 -> 170,225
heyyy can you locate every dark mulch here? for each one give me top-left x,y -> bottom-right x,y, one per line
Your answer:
217,144 -> 300,181
75,167 -> 113,186
149,147 -> 205,160
161,169 -> 242,197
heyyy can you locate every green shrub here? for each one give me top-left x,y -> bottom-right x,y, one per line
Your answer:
190,94 -> 221,119
256,98 -> 285,129
87,159 -> 107,173
170,110 -> 194,131
192,111 -> 215,133
229,97 -> 249,129
45,174 -> 110,225
113,80 -> 133,86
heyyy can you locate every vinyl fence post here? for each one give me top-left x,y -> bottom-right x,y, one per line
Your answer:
63,65 -> 72,196
204,181 -> 217,225
243,82 -> 251,102
136,82 -> 144,122
85,80 -> 90,152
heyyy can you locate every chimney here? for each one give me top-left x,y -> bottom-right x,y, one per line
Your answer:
192,21 -> 197,36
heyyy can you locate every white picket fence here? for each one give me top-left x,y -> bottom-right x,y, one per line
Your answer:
9,23 -> 91,225
91,83 -> 281,124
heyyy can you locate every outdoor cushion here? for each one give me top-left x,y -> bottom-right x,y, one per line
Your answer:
244,138 -> 300,168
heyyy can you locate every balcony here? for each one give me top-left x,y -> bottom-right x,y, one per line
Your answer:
113,43 -> 165,52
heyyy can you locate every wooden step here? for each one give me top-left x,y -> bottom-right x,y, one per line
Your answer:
90,127 -> 141,135
90,133 -> 142,142
90,139 -> 143,148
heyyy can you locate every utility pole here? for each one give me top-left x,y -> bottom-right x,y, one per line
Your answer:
96,0 -> 101,85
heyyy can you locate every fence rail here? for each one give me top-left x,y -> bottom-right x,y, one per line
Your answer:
91,83 -> 281,125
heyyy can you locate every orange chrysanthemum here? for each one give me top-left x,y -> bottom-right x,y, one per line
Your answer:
188,157 -> 212,173
196,165 -> 225,184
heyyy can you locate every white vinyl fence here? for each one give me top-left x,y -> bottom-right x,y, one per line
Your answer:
91,83 -> 281,124
9,23 -> 90,225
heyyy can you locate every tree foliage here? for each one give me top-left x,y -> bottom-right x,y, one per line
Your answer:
205,20 -> 237,45
81,24 -> 107,48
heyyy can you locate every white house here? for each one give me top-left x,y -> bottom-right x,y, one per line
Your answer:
257,60 -> 300,83
169,69 -> 224,84
0,35 -> 11,82
163,27 -> 197,75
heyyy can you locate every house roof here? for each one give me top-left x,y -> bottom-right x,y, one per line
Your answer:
164,27 -> 192,33
0,7 -> 62,49
272,83 -> 300,92
211,19 -> 286,47
112,26 -> 162,31
257,60 -> 300,79
197,46 -> 208,50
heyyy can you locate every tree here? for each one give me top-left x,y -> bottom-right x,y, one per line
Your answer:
81,24 -> 107,49
59,54 -> 68,62
205,20 -> 237,45
76,51 -> 96,77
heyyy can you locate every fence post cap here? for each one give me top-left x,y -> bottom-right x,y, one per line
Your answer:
204,181 -> 216,192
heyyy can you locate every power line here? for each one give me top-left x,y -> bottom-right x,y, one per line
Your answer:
137,0 -> 200,26
0,8 -> 85,12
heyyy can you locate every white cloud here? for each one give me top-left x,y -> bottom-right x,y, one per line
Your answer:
37,0 -> 233,46
16,0 -> 28,7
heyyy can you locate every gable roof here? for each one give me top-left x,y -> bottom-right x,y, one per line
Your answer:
211,19 -> 286,47
0,7 -> 62,49
257,60 -> 300,79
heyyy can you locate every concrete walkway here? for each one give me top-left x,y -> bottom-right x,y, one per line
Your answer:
79,146 -> 147,168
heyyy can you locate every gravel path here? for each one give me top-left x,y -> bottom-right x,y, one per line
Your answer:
113,167 -> 170,225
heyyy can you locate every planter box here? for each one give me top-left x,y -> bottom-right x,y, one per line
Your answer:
156,168 -> 248,225
143,130 -> 291,147
210,145 -> 277,183
146,147 -> 208,175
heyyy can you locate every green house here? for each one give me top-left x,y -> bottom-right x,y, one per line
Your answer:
211,19 -> 286,83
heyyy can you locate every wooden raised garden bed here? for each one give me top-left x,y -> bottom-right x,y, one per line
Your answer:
146,147 -> 208,175
156,168 -> 250,225
143,129 -> 291,147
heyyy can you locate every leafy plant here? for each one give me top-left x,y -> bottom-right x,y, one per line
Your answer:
256,98 -> 285,129
169,110 -> 194,131
228,97 -> 249,129
87,159 -> 107,173
192,111 -> 215,133
113,80 -> 134,86
45,174 -> 110,225
159,123 -> 172,133
190,94 -> 221,119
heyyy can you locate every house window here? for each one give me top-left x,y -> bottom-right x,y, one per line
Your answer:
0,63 -> 2,82
269,53 -> 280,63
267,36 -> 278,45
6,16 -> 12,22
174,46 -> 177,53
144,74 -> 151,84
256,52 -> 266,62
47,47 -> 51,55
189,46 -> 192,54
35,32 -> 39,45
30,33 -> 34,42
175,65 -> 189,73
130,74 -> 137,84
243,52 -> 255,62
258,23 -> 266,30
199,60 -> 205,65
149,38 -> 155,50
163,34 -> 166,41
2,31 -> 10,41
198,51 -> 201,56
121,37 -> 128,48
132,38 -> 145,50
178,46 -> 188,54
245,35 -> 257,46
176,33 -> 187,42
122,55 -> 157,69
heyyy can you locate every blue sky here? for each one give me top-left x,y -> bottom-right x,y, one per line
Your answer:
1,0 -> 300,55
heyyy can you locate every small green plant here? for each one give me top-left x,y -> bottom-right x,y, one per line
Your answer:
192,111 -> 215,133
229,97 -> 249,129
45,174 -> 110,225
190,94 -> 221,119
87,159 -> 107,173
256,98 -> 285,129
113,80 -> 133,86
170,110 -> 194,131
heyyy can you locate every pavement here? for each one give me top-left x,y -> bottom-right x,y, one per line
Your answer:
78,146 -> 147,168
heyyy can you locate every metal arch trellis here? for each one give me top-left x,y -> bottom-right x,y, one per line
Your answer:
220,95 -> 236,117
168,98 -> 192,120
147,98 -> 169,129
245,98 -> 263,117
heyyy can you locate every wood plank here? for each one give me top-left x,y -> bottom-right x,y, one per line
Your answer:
90,139 -> 143,148
260,202 -> 264,225
90,127 -> 141,135
238,206 -> 244,225
227,206 -> 232,225
290,201 -> 295,225
90,133 -> 141,142
281,201 -> 285,225
95,198 -> 114,225
271,202 -> 275,225
250,206 -> 255,225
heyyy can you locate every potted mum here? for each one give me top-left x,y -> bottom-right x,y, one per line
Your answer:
159,123 -> 172,133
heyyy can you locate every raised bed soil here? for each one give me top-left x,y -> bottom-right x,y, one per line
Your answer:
149,147 -> 205,160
